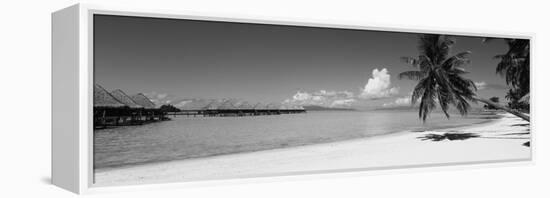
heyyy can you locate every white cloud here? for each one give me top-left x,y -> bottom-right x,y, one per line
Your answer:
383,96 -> 412,107
283,90 -> 357,108
359,68 -> 398,99
395,97 -> 411,105
475,81 -> 487,90
312,95 -> 323,101
292,91 -> 312,101
157,93 -> 168,99
315,90 -> 354,98
175,100 -> 191,107
330,99 -> 357,107
316,90 -> 335,96
283,68 -> 399,108
144,92 -> 175,106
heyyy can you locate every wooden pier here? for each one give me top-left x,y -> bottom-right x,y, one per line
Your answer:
93,107 -> 169,129
94,85 -> 169,129
166,108 -> 307,117
93,84 -> 306,129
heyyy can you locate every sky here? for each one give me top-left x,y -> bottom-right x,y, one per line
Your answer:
94,14 -> 515,110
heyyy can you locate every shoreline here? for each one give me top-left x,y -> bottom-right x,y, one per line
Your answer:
94,112 -> 497,170
94,113 -> 530,186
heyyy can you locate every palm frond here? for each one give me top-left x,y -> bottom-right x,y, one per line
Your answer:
442,51 -> 471,70
453,94 -> 471,116
398,71 -> 424,80
492,39 -> 530,92
419,80 -> 437,121
400,56 -> 419,66
411,77 -> 430,105
436,86 -> 452,118
400,34 -> 479,122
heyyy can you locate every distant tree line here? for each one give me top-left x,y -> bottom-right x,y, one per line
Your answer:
159,104 -> 181,112
482,92 -> 529,112
483,97 -> 500,110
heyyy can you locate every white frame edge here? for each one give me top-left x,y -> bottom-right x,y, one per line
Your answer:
51,3 -> 535,194
52,4 -> 82,194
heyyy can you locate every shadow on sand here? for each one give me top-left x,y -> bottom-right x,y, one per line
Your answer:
418,133 -> 480,141
418,132 -> 531,148
512,123 -> 530,127
418,133 -> 479,142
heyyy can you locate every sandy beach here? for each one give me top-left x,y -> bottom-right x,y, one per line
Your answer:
94,113 -> 531,186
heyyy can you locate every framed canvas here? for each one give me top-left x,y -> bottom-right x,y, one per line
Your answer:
52,3 -> 534,194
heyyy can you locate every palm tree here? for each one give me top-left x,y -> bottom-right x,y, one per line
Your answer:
505,89 -> 529,112
399,34 -> 530,122
484,38 -> 530,114
485,38 -> 530,95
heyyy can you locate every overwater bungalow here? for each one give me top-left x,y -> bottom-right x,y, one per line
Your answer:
266,103 -> 282,115
201,100 -> 221,116
252,103 -> 274,115
93,84 -> 126,127
174,99 -> 211,117
130,93 -> 167,121
166,99 -> 306,117
94,84 -> 170,128
217,100 -> 239,116
110,89 -> 145,124
237,102 -> 254,116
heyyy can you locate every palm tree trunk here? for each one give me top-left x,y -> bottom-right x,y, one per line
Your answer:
473,96 -> 530,122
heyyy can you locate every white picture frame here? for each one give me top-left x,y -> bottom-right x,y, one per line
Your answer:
52,3 -> 534,194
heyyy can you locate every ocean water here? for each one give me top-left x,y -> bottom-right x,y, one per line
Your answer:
94,110 -> 497,169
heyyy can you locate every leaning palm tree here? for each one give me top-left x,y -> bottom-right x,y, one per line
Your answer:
399,34 -> 530,122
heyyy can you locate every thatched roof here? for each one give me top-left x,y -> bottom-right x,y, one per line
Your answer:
94,84 -> 125,108
175,99 -> 211,110
266,103 -> 281,110
237,101 -> 253,109
253,103 -> 267,110
218,100 -> 237,110
130,93 -> 156,109
280,103 -> 304,110
203,100 -> 224,110
110,89 -> 143,108
279,103 -> 292,110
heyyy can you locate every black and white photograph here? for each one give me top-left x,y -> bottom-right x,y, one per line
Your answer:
5,0 -> 550,197
92,14 -> 531,186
